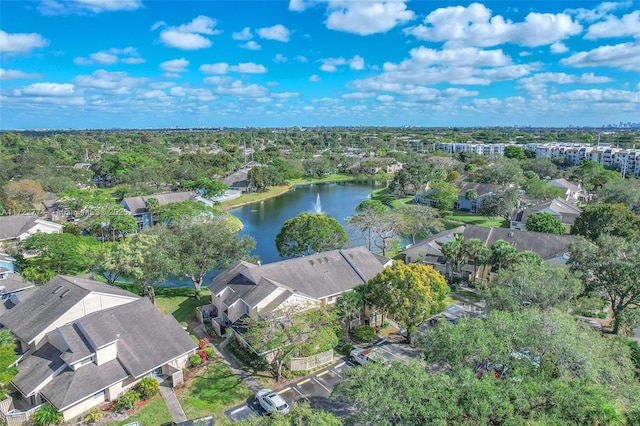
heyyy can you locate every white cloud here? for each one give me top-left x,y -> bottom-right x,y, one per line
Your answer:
342,92 -> 376,99
0,68 -> 42,80
295,55 -> 308,63
585,10 -> 640,39
240,41 -> 261,50
384,46 -> 512,70
550,42 -> 569,54
74,47 -> 144,65
561,41 -> 640,71
349,55 -> 365,70
213,80 -> 269,97
150,21 -> 165,31
309,74 -> 321,82
325,1 -> 415,35
232,27 -> 253,40
158,16 -> 219,50
229,62 -> 267,73
20,82 -> 75,96
320,55 -> 366,72
405,3 -> 582,47
200,63 -> 229,74
376,95 -> 395,103
257,24 -> 290,42
73,69 -> 144,90
0,30 -> 49,55
38,0 -> 142,15
273,54 -> 288,63
549,88 -> 640,104
566,1 -> 632,22
272,91 -> 299,99
203,76 -> 232,85
161,58 -> 189,73
138,90 -> 168,100
519,71 -> 614,95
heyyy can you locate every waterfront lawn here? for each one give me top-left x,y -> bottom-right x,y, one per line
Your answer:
442,211 -> 508,228
154,286 -> 212,328
371,188 -> 414,208
178,361 -> 253,420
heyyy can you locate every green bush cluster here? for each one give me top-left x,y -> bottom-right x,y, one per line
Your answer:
226,338 -> 269,371
116,390 -> 140,411
334,329 -> 354,356
33,404 -> 63,426
204,346 -> 215,358
189,354 -> 202,367
83,408 -> 103,424
137,377 -> 160,399
351,325 -> 377,342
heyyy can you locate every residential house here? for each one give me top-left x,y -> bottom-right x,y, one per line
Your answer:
548,178 -> 585,203
0,276 -> 196,423
221,162 -> 261,193
121,191 -> 214,229
399,225 -> 575,282
414,181 -> 498,213
0,254 -> 34,304
207,247 -> 392,337
510,198 -> 582,231
0,216 -> 63,244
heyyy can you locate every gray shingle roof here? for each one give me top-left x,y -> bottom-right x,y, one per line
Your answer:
0,216 -> 38,240
12,343 -> 65,396
0,276 -> 138,344
57,323 -> 94,364
122,191 -> 198,214
549,178 -> 581,193
512,197 -> 582,225
76,298 -> 197,378
457,182 -> 499,197
40,359 -> 128,411
210,247 -> 391,308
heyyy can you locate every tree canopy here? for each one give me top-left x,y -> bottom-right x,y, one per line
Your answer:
526,212 -> 566,234
572,203 -> 640,241
365,262 -> 449,342
275,213 -> 348,258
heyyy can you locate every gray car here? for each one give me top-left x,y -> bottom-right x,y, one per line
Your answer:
255,388 -> 290,415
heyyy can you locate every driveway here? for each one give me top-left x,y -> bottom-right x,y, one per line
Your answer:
225,340 -> 421,422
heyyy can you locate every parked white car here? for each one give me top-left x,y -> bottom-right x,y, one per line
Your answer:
255,388 -> 290,415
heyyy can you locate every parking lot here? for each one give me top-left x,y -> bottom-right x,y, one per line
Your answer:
225,339 -> 422,422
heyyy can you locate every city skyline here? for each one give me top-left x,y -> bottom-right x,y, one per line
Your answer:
1,0 -> 639,129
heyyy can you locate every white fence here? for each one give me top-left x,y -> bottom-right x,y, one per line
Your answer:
288,349 -> 333,371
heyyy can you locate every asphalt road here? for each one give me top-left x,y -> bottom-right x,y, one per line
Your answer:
225,340 -> 422,422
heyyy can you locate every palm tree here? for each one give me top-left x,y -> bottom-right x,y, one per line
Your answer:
464,238 -> 486,282
441,234 -> 467,279
335,290 -> 362,340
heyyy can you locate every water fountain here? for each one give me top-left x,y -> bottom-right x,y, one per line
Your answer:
313,193 -> 322,214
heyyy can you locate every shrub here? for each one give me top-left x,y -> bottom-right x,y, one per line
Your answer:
199,337 -> 209,349
83,408 -> 103,424
197,349 -> 207,362
226,338 -> 269,371
352,325 -> 376,342
137,377 -> 160,399
189,354 -> 202,367
382,320 -> 391,329
116,390 -> 140,411
33,404 -> 63,426
204,346 -> 215,358
118,390 -> 140,411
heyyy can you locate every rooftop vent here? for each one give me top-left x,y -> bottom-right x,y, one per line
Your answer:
52,285 -> 64,294
59,289 -> 71,298
309,260 -> 315,266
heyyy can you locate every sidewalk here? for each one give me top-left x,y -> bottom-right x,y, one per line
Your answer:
192,323 -> 262,392
159,381 -> 188,423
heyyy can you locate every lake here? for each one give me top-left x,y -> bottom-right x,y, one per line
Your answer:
162,180 -> 380,286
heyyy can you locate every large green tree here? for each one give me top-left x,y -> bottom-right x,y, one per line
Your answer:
478,187 -> 520,218
486,261 -> 582,312
276,213 -> 348,258
153,217 -> 255,297
366,262 -> 449,342
395,204 -> 444,244
489,240 -> 519,272
334,308 -> 640,425
19,233 -> 100,284
526,212 -> 566,234
441,234 -> 467,277
572,203 -> 640,241
0,329 -> 18,399
426,180 -> 460,210
234,403 -> 341,426
241,308 -> 338,382
568,235 -> 640,334
595,178 -> 640,213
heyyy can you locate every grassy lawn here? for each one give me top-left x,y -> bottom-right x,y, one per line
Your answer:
111,396 -> 173,426
371,188 -> 414,208
452,288 -> 485,304
442,210 -> 508,228
177,361 -> 253,420
154,286 -> 212,328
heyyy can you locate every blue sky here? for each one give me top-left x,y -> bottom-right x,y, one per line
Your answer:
1,0 -> 639,129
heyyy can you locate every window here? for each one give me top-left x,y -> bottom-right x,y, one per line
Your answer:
77,357 -> 94,367
327,296 -> 334,303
